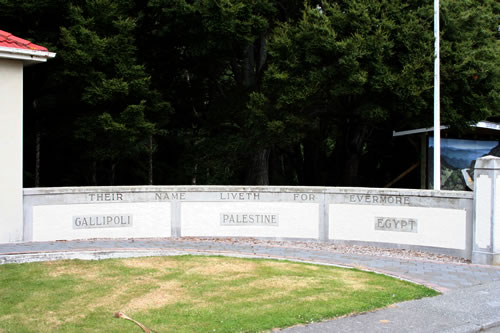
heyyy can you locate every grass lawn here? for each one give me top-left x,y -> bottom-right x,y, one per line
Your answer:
0,255 -> 438,332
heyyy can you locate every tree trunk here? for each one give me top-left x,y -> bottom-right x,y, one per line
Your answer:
110,162 -> 116,185
34,100 -> 41,187
303,139 -> 322,185
293,144 -> 305,185
245,148 -> 270,185
148,135 -> 153,185
242,44 -> 256,88
191,164 -> 198,185
343,152 -> 361,186
256,34 -> 267,73
242,35 -> 267,88
340,121 -> 371,186
35,126 -> 41,187
91,160 -> 97,186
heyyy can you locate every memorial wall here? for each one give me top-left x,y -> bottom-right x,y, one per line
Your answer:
23,186 -> 473,259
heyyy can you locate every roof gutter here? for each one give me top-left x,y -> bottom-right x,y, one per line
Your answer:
0,46 -> 56,65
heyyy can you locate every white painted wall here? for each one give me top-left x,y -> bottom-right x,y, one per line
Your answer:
0,59 -> 23,243
181,202 -> 319,238
32,203 -> 171,241
329,204 -> 467,250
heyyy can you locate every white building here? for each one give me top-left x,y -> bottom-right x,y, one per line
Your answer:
0,30 -> 55,242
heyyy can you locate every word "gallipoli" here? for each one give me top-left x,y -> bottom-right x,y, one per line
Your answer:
73,215 -> 133,229
349,194 -> 410,205
220,213 -> 278,226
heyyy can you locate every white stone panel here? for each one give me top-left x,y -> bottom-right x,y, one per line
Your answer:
329,204 -> 467,250
181,202 -> 318,238
476,175 -> 492,249
33,203 -> 171,241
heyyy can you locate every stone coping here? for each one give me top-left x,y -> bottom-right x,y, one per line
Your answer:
24,185 -> 474,200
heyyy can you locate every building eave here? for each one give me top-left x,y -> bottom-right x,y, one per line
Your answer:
0,46 -> 56,65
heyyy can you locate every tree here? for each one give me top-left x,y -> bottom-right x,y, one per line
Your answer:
440,0 -> 500,129
2,0 -> 497,187
141,0 -> 277,184
255,0 -> 499,186
59,0 -> 169,185
0,0 -> 70,186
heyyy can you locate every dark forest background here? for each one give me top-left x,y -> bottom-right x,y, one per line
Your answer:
1,0 -> 499,188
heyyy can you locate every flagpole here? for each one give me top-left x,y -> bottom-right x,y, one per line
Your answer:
433,0 -> 441,190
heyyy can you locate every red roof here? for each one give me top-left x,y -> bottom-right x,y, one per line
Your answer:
0,30 -> 48,52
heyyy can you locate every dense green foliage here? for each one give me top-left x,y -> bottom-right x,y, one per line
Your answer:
1,0 -> 498,186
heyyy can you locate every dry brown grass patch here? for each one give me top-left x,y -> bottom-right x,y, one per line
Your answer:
121,257 -> 179,270
261,261 -> 309,271
337,271 -> 371,291
185,258 -> 259,276
48,273 -> 176,326
44,262 -> 103,279
248,276 -> 314,291
0,314 -> 14,322
123,280 -> 184,312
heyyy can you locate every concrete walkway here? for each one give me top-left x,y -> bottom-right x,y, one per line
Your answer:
1,238 -> 500,333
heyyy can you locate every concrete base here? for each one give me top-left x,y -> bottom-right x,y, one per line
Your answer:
472,251 -> 500,265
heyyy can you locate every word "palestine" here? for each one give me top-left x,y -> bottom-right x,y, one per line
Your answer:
220,213 -> 278,226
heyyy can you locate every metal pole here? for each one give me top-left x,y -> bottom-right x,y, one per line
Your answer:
433,0 -> 441,190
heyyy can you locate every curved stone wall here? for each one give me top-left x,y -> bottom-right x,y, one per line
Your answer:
23,186 -> 473,259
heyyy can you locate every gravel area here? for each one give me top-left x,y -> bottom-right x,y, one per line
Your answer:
177,237 -> 471,264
